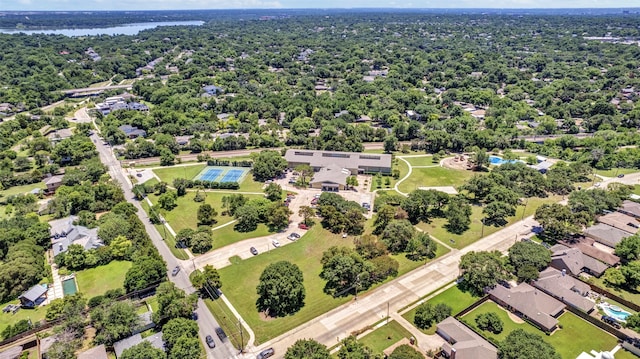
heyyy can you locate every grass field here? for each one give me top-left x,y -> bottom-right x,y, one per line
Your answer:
397,166 -> 474,194
153,164 -> 206,184
358,320 -> 414,355
391,243 -> 450,277
0,183 -> 45,199
418,195 -> 561,249
140,199 -> 189,260
633,185 -> 640,196
75,260 -> 132,298
0,300 -> 47,335
370,159 -> 409,192
213,223 -> 272,249
402,155 -> 437,167
460,301 -> 624,359
402,284 -> 479,334
594,168 -> 639,177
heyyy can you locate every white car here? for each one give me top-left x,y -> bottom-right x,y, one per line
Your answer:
272,239 -> 280,248
342,233 -> 348,238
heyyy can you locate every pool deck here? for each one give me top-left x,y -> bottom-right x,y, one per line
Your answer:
43,263 -> 64,305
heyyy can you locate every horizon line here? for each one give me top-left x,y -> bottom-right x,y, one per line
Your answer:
2,7 -> 640,12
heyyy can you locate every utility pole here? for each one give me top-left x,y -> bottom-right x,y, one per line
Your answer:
238,317 -> 244,354
387,302 -> 390,324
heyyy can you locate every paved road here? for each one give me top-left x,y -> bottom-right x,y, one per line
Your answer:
91,132 -> 239,359
59,84 -> 133,94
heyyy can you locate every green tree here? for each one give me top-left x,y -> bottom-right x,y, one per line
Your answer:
381,220 -> 416,253
153,282 -> 197,324
499,329 -> 560,359
256,261 -> 306,317
173,178 -> 189,197
124,256 -> 166,293
234,204 -> 260,232
373,204 -> 396,235
294,164 -> 314,186
110,235 -> 133,259
337,336 -> 379,359
190,230 -> 213,254
163,317 -> 199,351
197,204 -> 218,225
266,204 -> 292,231
354,234 -> 388,259
298,205 -> 316,225
158,191 -> 178,210
168,336 -> 201,359
508,241 -> 551,281
602,268 -> 626,287
91,300 -> 139,345
615,234 -> 640,262
459,251 -> 510,295
191,265 -> 222,293
320,246 -> 375,296
264,182 -> 283,201
413,302 -> 451,329
285,339 -> 331,359
445,195 -> 472,234
120,341 -> 166,359
383,135 -> 398,153
534,203 -> 584,241
388,344 -> 423,359
482,201 -> 515,227
470,150 -> 490,171
252,150 -> 287,181
406,232 -> 437,261
475,312 -> 503,334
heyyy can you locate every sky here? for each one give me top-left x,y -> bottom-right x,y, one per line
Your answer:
2,0 -> 639,11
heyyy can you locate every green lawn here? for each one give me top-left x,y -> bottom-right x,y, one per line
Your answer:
418,195 -> 561,249
391,243 -> 450,277
75,261 -> 132,299
212,223 -> 273,249
204,298 -> 249,350
594,168 -> 639,177
590,276 -> 640,307
140,199 -> 189,260
402,284 -> 479,334
0,183 -> 45,199
153,164 -> 206,184
460,301 -> 621,359
633,185 -> 640,196
217,226 -> 355,344
397,166 -> 474,194
0,300 -> 47,335
370,158 -> 408,192
358,320 -> 414,355
402,155 -> 437,167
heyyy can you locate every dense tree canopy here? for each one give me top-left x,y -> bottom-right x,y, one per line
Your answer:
285,339 -> 331,359
256,261 -> 306,317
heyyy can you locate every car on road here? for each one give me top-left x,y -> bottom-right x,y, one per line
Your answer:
171,266 -> 180,276
191,312 -> 198,320
287,233 -> 301,241
618,174 -> 625,178
250,247 -> 259,255
215,327 -> 227,341
272,239 -> 280,248
257,348 -> 275,359
205,335 -> 216,348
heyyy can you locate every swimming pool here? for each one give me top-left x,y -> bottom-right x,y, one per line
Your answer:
601,304 -> 632,322
489,156 -> 522,165
62,278 -> 78,296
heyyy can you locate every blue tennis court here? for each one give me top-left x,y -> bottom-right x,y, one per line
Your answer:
221,169 -> 246,182
198,168 -> 223,181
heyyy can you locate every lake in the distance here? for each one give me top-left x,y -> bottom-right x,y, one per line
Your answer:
0,21 -> 205,36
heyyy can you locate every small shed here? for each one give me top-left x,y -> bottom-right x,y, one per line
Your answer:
18,285 -> 47,308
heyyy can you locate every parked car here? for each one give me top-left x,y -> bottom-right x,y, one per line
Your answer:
191,312 -> 198,320
205,335 -> 216,348
298,223 -> 309,230
342,233 -> 348,238
257,348 -> 275,359
362,202 -> 371,210
215,327 -> 227,341
618,174 -> 625,178
272,239 -> 280,248
287,233 -> 301,241
250,247 -> 259,255
171,266 -> 180,276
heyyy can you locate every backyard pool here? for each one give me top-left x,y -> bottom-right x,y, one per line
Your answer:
489,156 -> 522,165
62,277 -> 78,296
601,303 -> 631,322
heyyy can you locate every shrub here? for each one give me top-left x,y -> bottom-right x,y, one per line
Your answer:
475,312 -> 503,334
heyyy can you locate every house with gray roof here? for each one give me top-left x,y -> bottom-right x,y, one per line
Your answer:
620,200 -> 640,219
436,316 -> 498,359
47,128 -> 74,143
77,344 -> 108,359
550,246 -> 608,277
18,284 -> 48,308
309,164 -> 350,191
49,216 -> 102,257
558,237 -> 620,267
533,267 -> 595,313
597,212 -> 640,234
43,175 -> 64,194
488,283 -> 565,332
114,332 -> 164,358
584,223 -> 632,248
285,149 -> 392,175
119,125 -> 146,139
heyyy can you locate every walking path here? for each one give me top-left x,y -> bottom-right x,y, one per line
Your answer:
44,263 -> 64,304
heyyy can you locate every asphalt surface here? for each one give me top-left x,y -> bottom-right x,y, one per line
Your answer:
90,130 -> 240,359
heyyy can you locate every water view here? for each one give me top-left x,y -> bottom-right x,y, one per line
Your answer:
0,20 -> 205,36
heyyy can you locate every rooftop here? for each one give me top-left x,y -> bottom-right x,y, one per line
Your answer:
284,149 -> 392,171
597,212 -> 640,234
584,223 -> 632,248
19,284 -> 48,303
77,344 -> 108,359
488,283 -> 564,332
550,246 -> 608,277
533,267 -> 595,313
437,316 -> 498,359
310,164 -> 350,186
114,332 -> 164,358
619,200 -> 640,219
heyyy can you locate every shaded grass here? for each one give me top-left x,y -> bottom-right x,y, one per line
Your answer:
204,298 -> 249,350
140,200 -> 189,260
358,320 -> 414,354
418,195 -> 561,249
590,276 -> 640,307
460,301 -> 620,359
397,166 -> 474,194
402,285 -> 479,335
75,261 -> 132,298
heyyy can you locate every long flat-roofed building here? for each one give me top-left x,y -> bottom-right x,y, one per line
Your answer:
284,149 -> 392,174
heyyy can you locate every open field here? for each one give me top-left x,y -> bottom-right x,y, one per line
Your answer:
460,301 -> 626,359
0,301 -> 47,335
402,284 -> 478,335
212,223 -> 272,249
139,200 -> 189,260
153,164 -> 206,184
358,320 -> 414,355
418,195 -> 561,249
217,226 -> 353,344
595,168 -> 639,177
0,183 -> 45,199
402,155 -> 436,167
75,260 -> 132,298
397,166 -> 474,194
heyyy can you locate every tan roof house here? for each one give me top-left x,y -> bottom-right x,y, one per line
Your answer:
488,283 -> 565,332
436,316 -> 498,359
619,200 -> 640,219
533,267 -> 595,313
550,246 -> 608,277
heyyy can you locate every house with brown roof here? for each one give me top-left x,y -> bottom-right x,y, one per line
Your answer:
533,267 -> 595,313
619,200 -> 640,219
488,283 -> 565,332
584,223 -> 632,249
558,237 -> 620,267
436,316 -> 498,359
549,246 -> 608,277
597,212 -> 640,234
43,175 -> 64,194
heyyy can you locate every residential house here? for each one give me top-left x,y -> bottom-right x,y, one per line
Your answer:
47,128 -> 74,143
558,237 -> 620,267
43,175 -> 64,194
174,135 -> 192,147
49,216 -> 102,257
488,283 -> 565,332
18,284 -> 48,308
619,200 -> 640,219
309,164 -> 351,191
597,212 -> 640,234
77,345 -> 108,359
533,267 -> 595,313
436,316 -> 498,359
285,149 -> 392,175
203,85 -> 223,96
584,223 -> 632,249
119,125 -> 147,139
114,332 -> 164,358
549,245 -> 608,277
